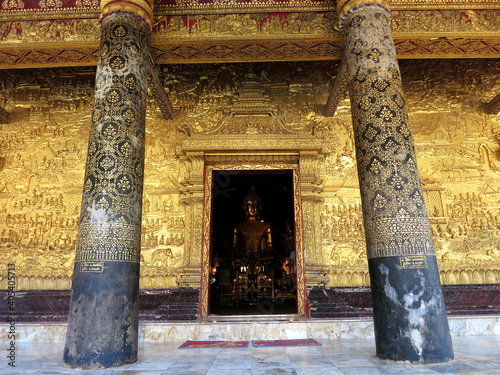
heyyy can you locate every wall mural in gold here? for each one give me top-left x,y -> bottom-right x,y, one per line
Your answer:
0,59 -> 499,289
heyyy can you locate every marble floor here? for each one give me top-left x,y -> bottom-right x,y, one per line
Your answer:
1,335 -> 500,375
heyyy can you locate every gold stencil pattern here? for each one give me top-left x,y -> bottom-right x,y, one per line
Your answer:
75,223 -> 141,262
343,6 -> 434,259
75,13 -> 150,265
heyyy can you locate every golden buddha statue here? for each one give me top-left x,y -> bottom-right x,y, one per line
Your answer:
233,187 -> 273,260
232,187 -> 274,303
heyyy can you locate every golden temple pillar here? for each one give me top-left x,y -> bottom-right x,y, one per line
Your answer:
63,0 -> 153,368
337,0 -> 454,363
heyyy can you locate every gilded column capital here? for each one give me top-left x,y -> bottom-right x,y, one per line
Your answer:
337,0 -> 390,32
100,0 -> 154,28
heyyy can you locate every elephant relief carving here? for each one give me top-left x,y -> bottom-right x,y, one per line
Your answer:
150,247 -> 174,268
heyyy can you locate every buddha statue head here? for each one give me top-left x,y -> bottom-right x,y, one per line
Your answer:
243,187 -> 262,220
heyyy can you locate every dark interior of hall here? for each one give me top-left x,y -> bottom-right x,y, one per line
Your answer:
209,170 -> 297,315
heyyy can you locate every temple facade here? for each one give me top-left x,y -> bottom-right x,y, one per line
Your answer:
0,0 -> 499,368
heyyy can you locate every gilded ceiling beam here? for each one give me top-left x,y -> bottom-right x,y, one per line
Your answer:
486,92 -> 500,115
145,46 -> 174,120
0,106 -> 9,124
323,50 -> 348,117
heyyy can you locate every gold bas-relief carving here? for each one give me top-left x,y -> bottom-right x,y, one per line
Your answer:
0,59 -> 499,289
1,10 -> 498,45
0,10 -> 499,68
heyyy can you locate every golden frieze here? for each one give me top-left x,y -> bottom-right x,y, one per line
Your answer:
152,0 -> 500,14
1,0 -> 499,23
1,10 -> 500,67
1,10 -> 499,45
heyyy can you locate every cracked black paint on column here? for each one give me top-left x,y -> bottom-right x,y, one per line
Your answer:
64,12 -> 149,369
369,256 -> 453,363
342,5 -> 454,363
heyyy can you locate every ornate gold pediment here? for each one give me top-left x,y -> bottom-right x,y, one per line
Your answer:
180,124 -> 324,154
205,114 -> 292,135
179,69 -> 324,154
202,70 -> 294,136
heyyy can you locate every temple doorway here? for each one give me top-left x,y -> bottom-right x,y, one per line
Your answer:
209,171 -> 297,316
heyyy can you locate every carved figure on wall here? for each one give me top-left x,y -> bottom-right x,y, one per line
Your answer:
150,247 -> 174,268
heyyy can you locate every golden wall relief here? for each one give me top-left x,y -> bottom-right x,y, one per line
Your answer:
1,10 -> 498,45
152,12 -> 339,40
0,59 -> 499,290
390,9 -> 500,35
0,19 -> 100,43
153,10 -> 500,40
321,59 -> 500,286
152,0 -> 500,14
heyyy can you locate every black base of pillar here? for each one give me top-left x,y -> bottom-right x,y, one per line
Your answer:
63,262 -> 140,369
369,256 -> 454,364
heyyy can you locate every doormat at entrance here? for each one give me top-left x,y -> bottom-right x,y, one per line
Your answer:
179,340 -> 249,348
252,339 -> 321,347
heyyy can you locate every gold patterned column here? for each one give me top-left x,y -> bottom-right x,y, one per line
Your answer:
338,0 -> 454,363
63,0 -> 153,369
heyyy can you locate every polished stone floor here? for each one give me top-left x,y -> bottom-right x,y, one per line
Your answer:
1,335 -> 500,374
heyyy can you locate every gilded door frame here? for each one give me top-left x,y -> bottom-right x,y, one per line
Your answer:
198,160 -> 309,318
